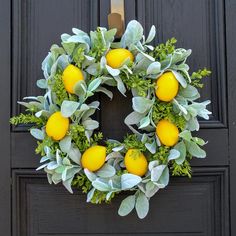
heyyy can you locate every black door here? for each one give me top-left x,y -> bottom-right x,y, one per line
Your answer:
1,0 -> 236,235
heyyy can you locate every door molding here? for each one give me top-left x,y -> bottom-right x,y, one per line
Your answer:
0,0 -> 11,235
226,0 -> 236,234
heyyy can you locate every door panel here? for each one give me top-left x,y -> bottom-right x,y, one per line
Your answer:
136,0 -> 227,128
13,168 -> 228,236
12,0 -> 100,128
4,0 -> 232,235
134,0 -> 228,169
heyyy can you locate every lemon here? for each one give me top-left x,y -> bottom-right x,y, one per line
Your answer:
62,64 -> 84,94
46,112 -> 69,141
81,145 -> 106,172
156,119 -> 179,147
106,48 -> 134,69
124,149 -> 148,177
155,72 -> 179,102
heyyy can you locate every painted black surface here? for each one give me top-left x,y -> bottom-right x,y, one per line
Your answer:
0,0 -> 235,235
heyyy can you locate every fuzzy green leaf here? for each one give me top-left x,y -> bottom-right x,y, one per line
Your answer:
185,141 -> 206,158
132,97 -> 153,114
121,174 -> 142,190
118,195 -> 136,216
59,136 -> 72,153
96,164 -> 116,178
174,141 -> 187,164
61,101 -> 80,117
30,128 -> 44,140
135,192 -> 149,219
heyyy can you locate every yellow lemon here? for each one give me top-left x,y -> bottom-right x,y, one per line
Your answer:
46,112 -> 69,141
124,149 -> 148,177
156,119 -> 179,147
156,72 -> 179,102
81,145 -> 106,172
62,64 -> 84,94
106,48 -> 134,69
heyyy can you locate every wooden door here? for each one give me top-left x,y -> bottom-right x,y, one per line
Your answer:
1,0 -> 236,235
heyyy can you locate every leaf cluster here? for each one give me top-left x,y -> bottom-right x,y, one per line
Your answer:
88,28 -> 107,61
72,47 -> 85,68
123,134 -> 147,152
10,113 -> 46,127
121,72 -> 155,97
190,68 -> 211,88
170,158 -> 192,178
72,174 -> 116,204
152,100 -> 186,130
69,124 -> 103,153
72,174 -> 92,193
151,37 -> 177,61
149,146 -> 170,163
49,73 -> 77,106
35,136 -> 59,156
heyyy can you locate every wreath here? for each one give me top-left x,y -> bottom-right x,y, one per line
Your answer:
10,20 -> 211,219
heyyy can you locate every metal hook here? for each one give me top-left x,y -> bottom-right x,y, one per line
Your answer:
108,0 -> 124,38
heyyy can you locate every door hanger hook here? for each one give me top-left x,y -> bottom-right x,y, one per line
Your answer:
108,0 -> 124,38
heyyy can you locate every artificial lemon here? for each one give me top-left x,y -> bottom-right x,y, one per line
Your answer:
81,145 -> 106,172
62,64 -> 84,94
46,112 -> 69,141
155,72 -> 179,102
106,48 -> 134,69
156,119 -> 179,147
124,149 -> 148,177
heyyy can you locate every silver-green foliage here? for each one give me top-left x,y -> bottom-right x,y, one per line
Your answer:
10,20 -> 211,219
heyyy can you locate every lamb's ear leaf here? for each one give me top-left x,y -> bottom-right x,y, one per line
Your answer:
106,65 -> 120,76
118,195 -> 136,216
95,87 -> 113,100
167,149 -> 180,161
84,169 -> 97,182
145,181 -> 159,198
185,141 -> 206,158
68,147 -> 81,165
172,70 -> 187,88
96,164 -> 116,178
139,116 -> 151,129
82,119 -> 99,130
151,165 -> 166,182
158,166 -> 170,187
121,174 -> 142,190
63,177 -> 74,193
135,192 -> 149,219
59,136 -> 72,153
113,76 -> 126,96
145,25 -> 156,44
36,79 -> 47,89
147,62 -> 161,75
30,128 -> 44,140
92,178 -> 111,192
121,20 -> 144,47
61,100 -> 80,117
74,80 -> 87,97
174,141 -> 187,164
125,111 -> 145,125
86,188 -> 96,202
132,97 -> 153,113
88,78 -> 102,92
